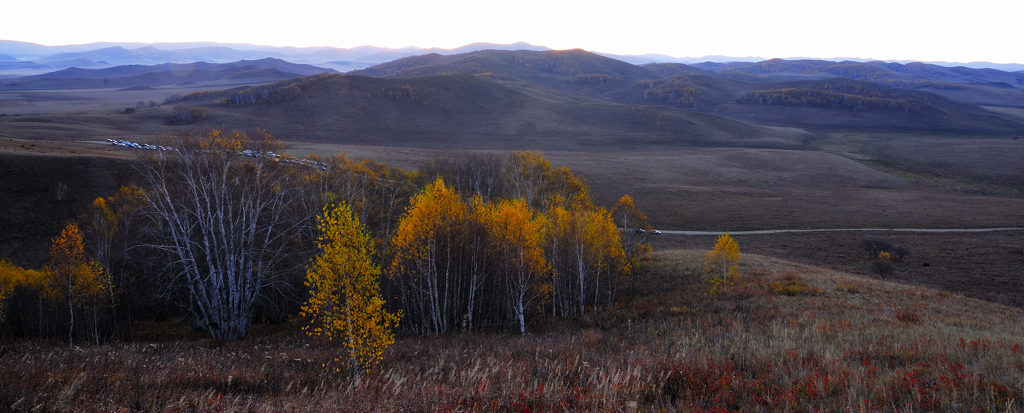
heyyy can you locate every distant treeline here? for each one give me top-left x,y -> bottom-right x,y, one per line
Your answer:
510,52 -> 583,76
566,74 -> 617,85
633,78 -> 703,106
169,105 -> 207,124
737,82 -> 926,112
877,80 -> 969,90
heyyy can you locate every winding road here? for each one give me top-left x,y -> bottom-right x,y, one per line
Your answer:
658,227 -> 1024,236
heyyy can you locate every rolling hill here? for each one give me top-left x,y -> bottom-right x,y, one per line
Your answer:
6,48 -> 1014,148
342,50 -> 1024,135
350,49 -> 659,82
692,58 -> 1024,85
168,72 -> 789,150
0,58 -> 334,90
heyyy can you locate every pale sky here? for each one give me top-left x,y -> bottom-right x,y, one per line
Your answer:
4,0 -> 1021,63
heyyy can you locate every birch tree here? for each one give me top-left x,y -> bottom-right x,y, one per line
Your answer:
302,203 -> 400,379
135,129 -> 316,340
388,178 -> 477,334
611,195 -> 652,293
705,233 -> 740,294
45,223 -> 106,347
487,199 -> 547,335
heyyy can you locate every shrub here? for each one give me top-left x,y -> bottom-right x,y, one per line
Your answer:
872,259 -> 894,279
891,245 -> 910,261
769,273 -> 822,296
895,308 -> 922,324
858,238 -> 894,258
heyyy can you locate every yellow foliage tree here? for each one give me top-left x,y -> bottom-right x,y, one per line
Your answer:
705,233 -> 740,294
612,195 -> 653,293
486,198 -> 548,335
0,260 -> 47,324
45,223 -> 107,347
0,260 -> 13,323
543,203 -> 627,316
504,150 -> 552,208
582,207 -> 628,308
82,186 -> 145,339
389,178 -> 469,334
302,203 -> 400,379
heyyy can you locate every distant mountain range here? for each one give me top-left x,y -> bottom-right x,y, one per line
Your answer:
2,40 -> 1022,79
0,58 -> 335,90
0,41 -> 551,76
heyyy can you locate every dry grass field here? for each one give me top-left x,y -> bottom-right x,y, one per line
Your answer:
271,142 -> 1024,232
2,251 -> 1022,411
3,55 -> 1024,410
652,230 -> 1024,308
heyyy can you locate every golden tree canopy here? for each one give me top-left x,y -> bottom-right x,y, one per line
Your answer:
705,233 -> 741,294
302,202 -> 400,377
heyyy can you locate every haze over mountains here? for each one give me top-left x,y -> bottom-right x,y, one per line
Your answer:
0,59 -> 334,90
2,40 -> 1023,78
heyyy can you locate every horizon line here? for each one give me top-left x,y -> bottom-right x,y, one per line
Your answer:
1,39 -> 1023,67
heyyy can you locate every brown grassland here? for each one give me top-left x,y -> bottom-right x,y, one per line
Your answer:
2,251 -> 1023,411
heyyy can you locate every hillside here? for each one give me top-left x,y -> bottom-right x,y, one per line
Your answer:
693,58 -> 1024,86
716,78 -> 1023,134
0,149 -> 136,267
3,250 -> 1023,410
164,72 -> 790,150
175,50 -> 1024,137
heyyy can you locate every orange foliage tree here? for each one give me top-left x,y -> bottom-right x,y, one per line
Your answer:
45,223 -> 107,347
302,203 -> 400,379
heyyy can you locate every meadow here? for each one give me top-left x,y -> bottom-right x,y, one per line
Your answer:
2,251 -> 1022,411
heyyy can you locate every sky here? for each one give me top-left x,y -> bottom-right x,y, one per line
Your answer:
4,0 -> 1021,64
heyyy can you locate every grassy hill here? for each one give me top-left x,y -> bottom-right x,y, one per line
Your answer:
2,250 -> 1022,410
167,72 -> 794,150
694,58 -> 1024,86
0,150 -> 136,267
139,49 -> 1024,150
351,49 -> 659,81
4,50 -> 1021,145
